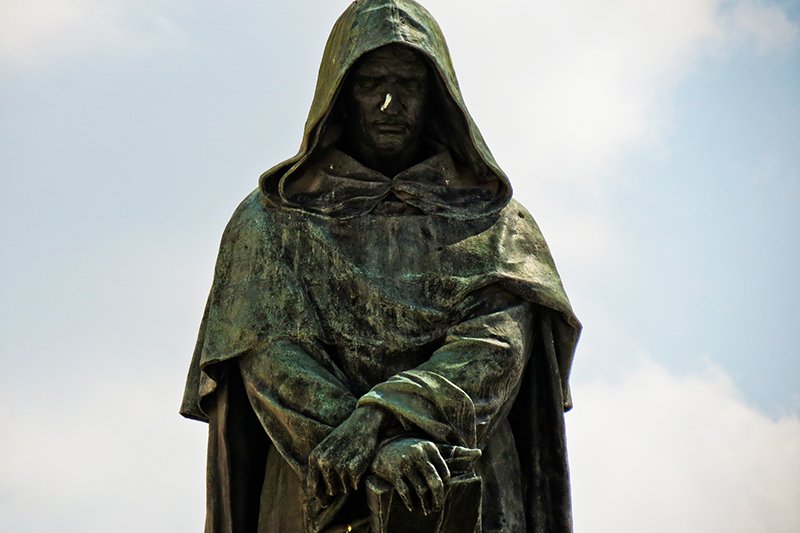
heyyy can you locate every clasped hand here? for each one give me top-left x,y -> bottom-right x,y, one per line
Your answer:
307,406 -> 481,516
370,437 -> 481,515
307,405 -> 384,499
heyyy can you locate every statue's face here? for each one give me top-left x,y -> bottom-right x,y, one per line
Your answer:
345,45 -> 429,169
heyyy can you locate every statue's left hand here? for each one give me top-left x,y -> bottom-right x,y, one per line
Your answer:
307,405 -> 386,501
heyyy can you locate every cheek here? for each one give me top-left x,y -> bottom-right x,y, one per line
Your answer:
406,97 -> 427,126
351,95 -> 376,122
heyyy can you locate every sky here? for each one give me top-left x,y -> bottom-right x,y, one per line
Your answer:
0,0 -> 798,531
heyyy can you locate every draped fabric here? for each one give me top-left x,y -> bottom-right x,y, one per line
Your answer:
181,1 -> 581,531
282,147 -> 498,219
181,189 -> 580,532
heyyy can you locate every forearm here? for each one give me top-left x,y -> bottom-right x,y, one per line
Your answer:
238,339 -> 358,475
359,301 -> 534,448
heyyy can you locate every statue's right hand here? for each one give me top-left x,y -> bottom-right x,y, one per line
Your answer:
306,405 -> 385,502
370,438 -> 480,516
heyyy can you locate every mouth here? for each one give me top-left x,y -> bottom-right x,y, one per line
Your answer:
372,122 -> 407,134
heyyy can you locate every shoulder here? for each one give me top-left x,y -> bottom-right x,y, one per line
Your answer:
498,199 -> 545,238
492,198 -> 558,266
212,189 -> 284,259
225,189 -> 267,228
220,188 -> 283,240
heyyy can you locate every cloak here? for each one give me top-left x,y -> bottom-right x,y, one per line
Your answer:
181,1 -> 581,531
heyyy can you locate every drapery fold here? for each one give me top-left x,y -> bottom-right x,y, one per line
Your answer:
181,190 -> 580,532
181,2 -> 581,530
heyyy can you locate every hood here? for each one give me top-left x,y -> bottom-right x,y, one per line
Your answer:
259,0 -> 512,217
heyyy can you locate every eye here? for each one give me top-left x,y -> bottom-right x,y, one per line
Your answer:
356,76 -> 379,90
400,78 -> 424,92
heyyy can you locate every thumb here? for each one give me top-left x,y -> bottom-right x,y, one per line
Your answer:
449,446 -> 482,461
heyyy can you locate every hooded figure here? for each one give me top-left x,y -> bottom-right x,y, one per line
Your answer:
181,1 -> 580,532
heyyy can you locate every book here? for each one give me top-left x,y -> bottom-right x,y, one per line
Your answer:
366,473 -> 482,533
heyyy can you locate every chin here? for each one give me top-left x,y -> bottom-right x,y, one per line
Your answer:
371,137 -> 411,156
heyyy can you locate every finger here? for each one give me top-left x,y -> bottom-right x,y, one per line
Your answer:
405,467 -> 431,516
333,466 -> 351,495
347,466 -> 362,492
445,446 -> 481,472
337,471 -> 350,494
426,445 -> 450,482
307,467 -> 325,500
417,459 -> 445,512
345,457 -> 366,491
449,446 -> 482,461
392,476 -> 414,512
320,465 -> 339,497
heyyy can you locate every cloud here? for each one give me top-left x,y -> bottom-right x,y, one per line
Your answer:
419,0 -> 798,267
0,371 -> 207,533
568,359 -> 800,532
723,0 -> 800,53
0,0 -> 184,68
1,3 -> 797,529
430,0 -> 797,187
2,358 -> 796,531
0,0 -> 124,67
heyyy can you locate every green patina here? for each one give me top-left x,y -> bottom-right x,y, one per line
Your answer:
181,2 -> 580,532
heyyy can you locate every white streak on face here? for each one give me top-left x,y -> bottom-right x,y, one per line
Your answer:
380,93 -> 392,112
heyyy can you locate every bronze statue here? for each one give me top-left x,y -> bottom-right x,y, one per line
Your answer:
181,1 -> 581,531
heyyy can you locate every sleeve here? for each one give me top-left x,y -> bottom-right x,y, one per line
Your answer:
357,293 -> 535,449
237,339 -> 358,477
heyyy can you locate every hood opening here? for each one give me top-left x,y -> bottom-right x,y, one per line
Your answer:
259,0 -> 512,218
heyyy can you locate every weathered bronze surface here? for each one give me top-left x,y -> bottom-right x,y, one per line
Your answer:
181,1 -> 581,531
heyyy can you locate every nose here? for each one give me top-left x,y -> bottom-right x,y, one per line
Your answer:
379,92 -> 401,115
380,93 -> 392,112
